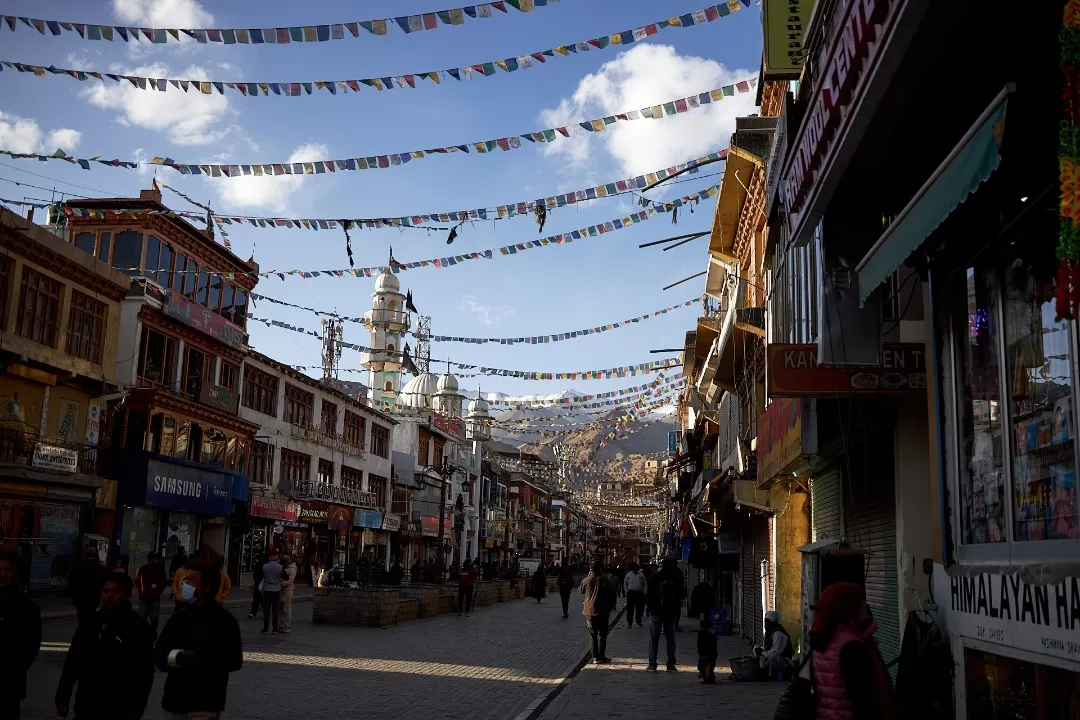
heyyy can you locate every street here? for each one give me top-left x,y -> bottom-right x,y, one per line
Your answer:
22,595 -> 782,720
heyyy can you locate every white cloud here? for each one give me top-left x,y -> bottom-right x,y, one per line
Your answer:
210,143 -> 329,211
81,62 -> 232,145
113,0 -> 214,28
538,44 -> 755,176
0,111 -> 81,154
460,296 -> 514,325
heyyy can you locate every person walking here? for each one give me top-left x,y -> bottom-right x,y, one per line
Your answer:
169,546 -> 187,579
579,563 -> 615,664
247,556 -> 264,620
154,565 -> 243,720
171,559 -> 193,615
68,546 -> 105,628
410,558 -> 422,584
0,551 -> 41,720
645,557 -> 684,672
810,582 -> 897,720
623,563 -> 646,628
214,567 -> 232,605
133,551 -> 167,633
305,537 -> 318,587
55,572 -> 155,720
531,566 -> 547,603
259,553 -> 284,635
457,559 -> 477,616
278,556 -> 297,633
556,560 -> 575,619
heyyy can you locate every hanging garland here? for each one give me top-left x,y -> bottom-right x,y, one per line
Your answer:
0,4 -> 747,97
0,82 -> 755,174
1058,0 -> 1080,319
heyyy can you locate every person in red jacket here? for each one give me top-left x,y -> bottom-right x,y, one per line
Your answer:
457,559 -> 478,616
134,552 -> 167,632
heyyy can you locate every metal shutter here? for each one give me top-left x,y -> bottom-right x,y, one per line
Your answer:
847,504 -> 901,679
741,521 -> 758,645
811,468 -> 843,542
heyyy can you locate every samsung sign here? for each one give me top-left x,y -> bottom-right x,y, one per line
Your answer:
145,458 -> 235,516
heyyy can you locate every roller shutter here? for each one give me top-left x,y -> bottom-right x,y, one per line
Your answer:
847,482 -> 901,679
810,467 -> 843,542
739,514 -> 772,646
740,520 -> 758,645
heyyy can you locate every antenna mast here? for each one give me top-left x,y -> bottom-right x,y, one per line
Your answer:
321,317 -> 343,386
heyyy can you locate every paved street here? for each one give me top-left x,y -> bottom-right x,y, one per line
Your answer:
22,594 -> 781,720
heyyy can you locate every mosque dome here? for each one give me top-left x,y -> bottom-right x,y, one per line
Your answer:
436,372 -> 460,395
466,394 -> 491,418
397,372 -> 438,410
374,270 -> 400,294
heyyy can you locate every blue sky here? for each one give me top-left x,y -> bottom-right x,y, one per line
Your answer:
0,0 -> 763,400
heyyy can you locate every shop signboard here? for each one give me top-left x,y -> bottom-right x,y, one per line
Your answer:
197,380 -> 240,415
354,509 -> 384,529
145,458 -> 234,515
94,479 -> 117,510
421,516 -> 452,537
763,0 -> 816,79
767,343 -> 927,396
298,501 -> 329,524
933,566 -> 1080,666
250,495 -> 300,522
781,0 -> 897,243
327,504 -> 352,530
381,514 -> 401,532
163,289 -> 244,349
32,444 -> 78,473
757,398 -> 817,483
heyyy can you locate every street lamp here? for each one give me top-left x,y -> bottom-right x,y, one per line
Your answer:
420,458 -> 465,580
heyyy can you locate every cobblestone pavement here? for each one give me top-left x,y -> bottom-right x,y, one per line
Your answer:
535,611 -> 786,720
22,592 -> 587,720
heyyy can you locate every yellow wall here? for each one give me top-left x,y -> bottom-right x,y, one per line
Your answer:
770,482 -> 811,652
0,376 -> 46,433
46,386 -> 89,443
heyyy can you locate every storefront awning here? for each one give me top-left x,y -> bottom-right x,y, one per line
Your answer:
856,85 -> 1013,305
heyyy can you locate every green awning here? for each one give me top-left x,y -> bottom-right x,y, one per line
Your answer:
856,85 -> 1013,305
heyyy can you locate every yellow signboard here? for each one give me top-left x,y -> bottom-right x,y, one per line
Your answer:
763,0 -> 817,79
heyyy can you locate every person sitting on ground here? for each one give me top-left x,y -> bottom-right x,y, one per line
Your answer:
697,615 -> 719,684
755,610 -> 795,680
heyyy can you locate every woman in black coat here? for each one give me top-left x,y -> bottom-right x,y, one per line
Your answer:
531,567 -> 547,602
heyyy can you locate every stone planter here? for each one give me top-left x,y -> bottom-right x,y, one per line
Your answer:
438,593 -> 456,615
313,587 -> 400,627
399,584 -> 442,618
474,581 -> 491,607
397,598 -> 419,622
495,580 -> 509,602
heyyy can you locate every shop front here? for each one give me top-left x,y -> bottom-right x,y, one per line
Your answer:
421,515 -> 453,563
353,508 -> 386,567
229,493 -> 300,586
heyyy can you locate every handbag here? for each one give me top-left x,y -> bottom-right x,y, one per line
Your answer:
773,652 -> 814,720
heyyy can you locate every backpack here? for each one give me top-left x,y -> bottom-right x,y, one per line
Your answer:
659,577 -> 680,612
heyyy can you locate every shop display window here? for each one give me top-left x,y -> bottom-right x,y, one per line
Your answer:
964,648 -> 1080,719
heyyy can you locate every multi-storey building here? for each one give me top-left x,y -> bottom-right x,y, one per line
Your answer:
236,350 -> 397,585
0,206 -> 128,588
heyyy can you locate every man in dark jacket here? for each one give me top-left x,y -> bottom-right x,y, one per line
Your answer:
579,562 -> 615,664
155,565 -> 243,718
0,551 -> 41,720
556,560 -> 575,619
68,546 -> 105,628
645,557 -> 684,672
134,551 -> 167,632
56,572 -> 155,720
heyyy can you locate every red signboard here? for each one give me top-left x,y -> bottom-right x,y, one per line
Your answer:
782,0 -> 894,217
434,412 -> 463,439
421,516 -> 453,537
327,504 -> 352,530
768,343 -> 927,396
163,289 -> 244,349
250,495 -> 300,521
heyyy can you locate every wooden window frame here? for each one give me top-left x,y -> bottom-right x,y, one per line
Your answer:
283,383 -> 315,426
219,360 -> 239,391
241,364 -> 278,417
280,447 -> 311,484
250,440 -> 274,487
369,473 -> 388,508
66,290 -> 107,363
370,423 -> 390,459
317,458 -> 334,485
343,411 -> 365,451
341,465 -> 363,491
16,266 -> 62,347
321,400 -> 338,436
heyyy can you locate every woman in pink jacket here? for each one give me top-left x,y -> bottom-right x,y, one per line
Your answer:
277,556 -> 298,633
809,582 -> 896,720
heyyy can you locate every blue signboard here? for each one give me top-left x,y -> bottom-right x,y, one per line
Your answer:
145,458 -> 235,515
354,509 -> 384,529
668,431 -> 682,454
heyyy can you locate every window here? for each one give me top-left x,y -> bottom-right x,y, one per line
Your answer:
183,259 -> 199,300
242,364 -> 278,416
0,253 -> 10,328
226,436 -> 238,470
112,230 -> 142,276
197,270 -> 210,306
74,232 -> 96,256
137,328 -> 177,388
183,346 -> 210,397
250,441 -> 274,487
283,383 -> 314,426
433,437 -> 445,469
219,361 -> 238,391
369,474 -> 388,508
207,274 -> 221,315
17,267 -> 61,346
156,240 -> 173,288
341,465 -> 363,491
172,254 -> 187,293
174,421 -> 190,459
144,234 -> 160,281
233,289 -> 248,328
280,448 -> 311,484
318,459 -> 334,485
344,411 -> 365,450
418,429 -> 431,467
96,232 -> 111,263
320,400 -> 338,435
371,423 -> 390,458
67,291 -> 107,362
220,283 -> 234,323
162,415 -> 176,456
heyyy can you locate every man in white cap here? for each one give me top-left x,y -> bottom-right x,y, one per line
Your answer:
754,610 -> 794,680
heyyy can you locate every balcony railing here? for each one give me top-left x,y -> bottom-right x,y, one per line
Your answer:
289,423 -> 364,458
0,429 -> 100,476
291,479 -> 379,508
363,308 -> 411,329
